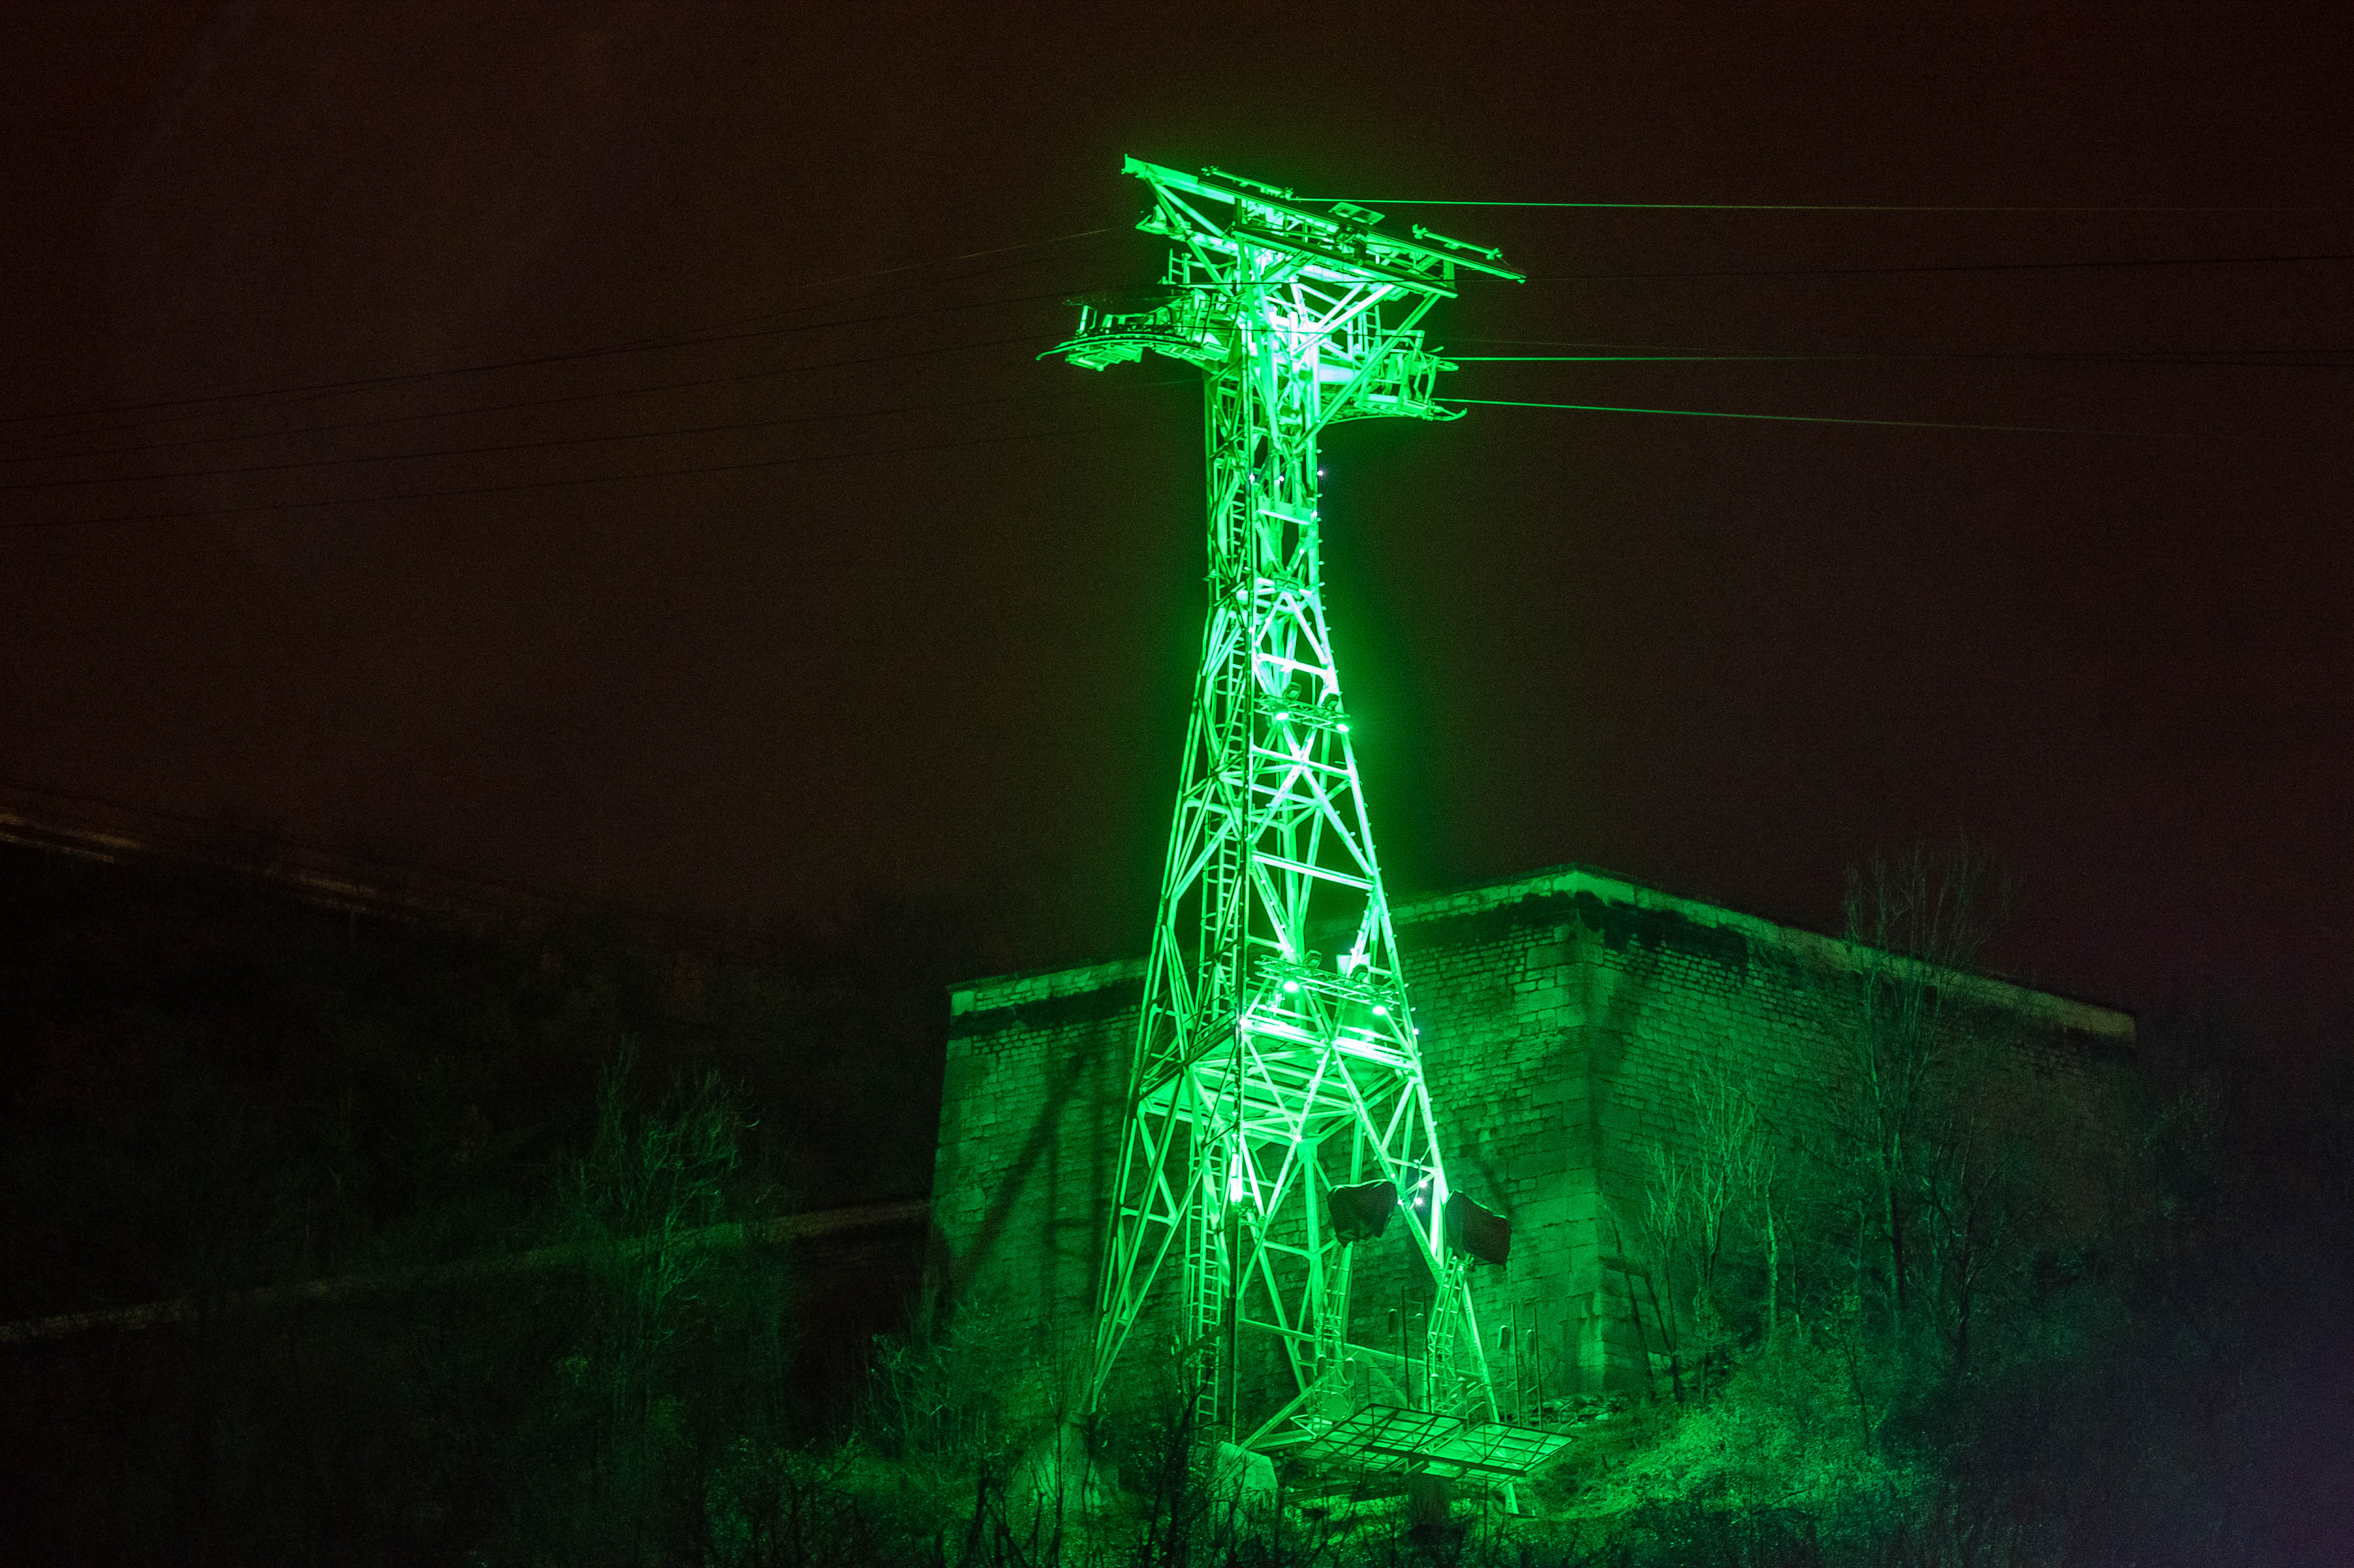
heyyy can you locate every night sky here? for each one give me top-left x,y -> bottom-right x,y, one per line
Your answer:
4,3 -> 2349,1024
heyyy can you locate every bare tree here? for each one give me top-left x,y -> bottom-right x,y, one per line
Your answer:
1643,1145 -> 1693,1402
1839,840 -> 2008,1338
1744,1105 -> 1784,1348
1916,1119 -> 2014,1372
1646,1062 -> 1783,1397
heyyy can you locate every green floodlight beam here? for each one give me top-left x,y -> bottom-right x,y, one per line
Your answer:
1046,157 -> 1520,1449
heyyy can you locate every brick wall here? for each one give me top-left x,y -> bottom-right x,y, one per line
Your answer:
931,865 -> 2133,1413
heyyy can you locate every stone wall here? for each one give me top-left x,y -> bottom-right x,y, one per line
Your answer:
929,865 -> 2134,1411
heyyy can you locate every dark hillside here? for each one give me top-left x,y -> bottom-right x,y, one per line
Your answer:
0,834 -> 943,1559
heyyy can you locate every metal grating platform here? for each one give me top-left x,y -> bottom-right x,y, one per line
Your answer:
1304,1404 -> 1574,1480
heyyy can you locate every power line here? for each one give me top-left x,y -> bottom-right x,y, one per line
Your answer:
1,285 -> 1102,470
1442,395 -> 2153,435
18,327 -> 2298,499
1,268 -> 1092,462
603,227 -> 1120,340
2,324 -> 1074,475
1528,251 -> 2354,283
17,241 -> 2333,469
0,373 -> 1191,497
0,227 -> 1118,437
1458,353 -> 1863,362
1451,344 -> 2354,369
1452,354 -> 2353,365
0,229 -> 1115,438
0,416 -> 1169,538
1454,332 -> 2354,365
8,323 -> 2256,502
1307,198 -> 2354,212
17,248 -> 2323,471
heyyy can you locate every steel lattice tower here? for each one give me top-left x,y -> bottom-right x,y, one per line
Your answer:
1051,158 -> 1520,1448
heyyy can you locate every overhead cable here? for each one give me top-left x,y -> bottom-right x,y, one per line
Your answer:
0,372 -> 1190,497
0,325 -> 1079,483
2,284 -> 1104,468
1442,395 -> 2154,435
1451,345 -> 2353,368
0,417 -> 1171,537
1529,251 -> 2354,282
1305,198 -> 2354,212
0,227 -> 1118,437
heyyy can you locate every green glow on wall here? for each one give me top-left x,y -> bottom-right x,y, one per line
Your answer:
1049,157 -> 1521,1445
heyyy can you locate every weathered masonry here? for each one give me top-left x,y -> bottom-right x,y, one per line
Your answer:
929,864 -> 2134,1405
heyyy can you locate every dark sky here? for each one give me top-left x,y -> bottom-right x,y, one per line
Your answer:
3,2 -> 2349,1018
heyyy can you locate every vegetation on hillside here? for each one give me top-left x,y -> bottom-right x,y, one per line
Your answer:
2,842 -> 2348,1563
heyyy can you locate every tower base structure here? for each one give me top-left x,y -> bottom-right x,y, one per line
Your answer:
928,864 -> 2135,1429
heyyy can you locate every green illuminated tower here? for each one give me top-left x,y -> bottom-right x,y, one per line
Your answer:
1051,158 -> 1522,1448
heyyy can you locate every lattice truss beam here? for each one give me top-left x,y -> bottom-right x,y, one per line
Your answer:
1051,159 -> 1520,1447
